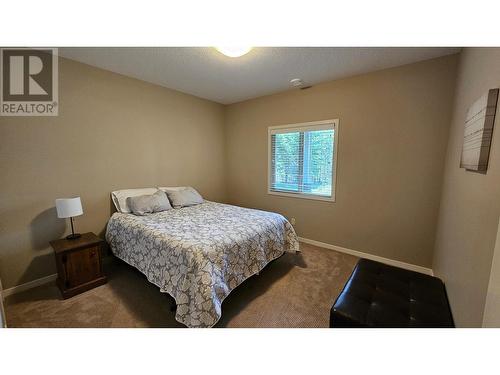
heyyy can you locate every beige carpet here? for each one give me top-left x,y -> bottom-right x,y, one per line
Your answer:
4,243 -> 358,328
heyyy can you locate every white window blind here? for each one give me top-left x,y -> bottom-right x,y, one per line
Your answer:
268,120 -> 338,201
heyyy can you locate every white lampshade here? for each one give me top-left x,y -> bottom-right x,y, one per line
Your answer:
55,197 -> 83,218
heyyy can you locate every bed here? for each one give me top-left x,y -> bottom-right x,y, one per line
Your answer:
106,200 -> 299,327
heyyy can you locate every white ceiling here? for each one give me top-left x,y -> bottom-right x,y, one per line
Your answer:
58,47 -> 460,105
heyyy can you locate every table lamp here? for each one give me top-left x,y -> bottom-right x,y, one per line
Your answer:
55,197 -> 83,240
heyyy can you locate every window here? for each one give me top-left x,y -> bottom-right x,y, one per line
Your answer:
268,119 -> 338,201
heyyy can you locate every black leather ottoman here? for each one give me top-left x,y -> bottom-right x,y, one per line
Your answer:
330,259 -> 454,328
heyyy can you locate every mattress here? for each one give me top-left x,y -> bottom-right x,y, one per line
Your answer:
105,201 -> 299,327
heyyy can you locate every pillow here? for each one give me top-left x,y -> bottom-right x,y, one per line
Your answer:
161,186 -> 204,208
157,186 -> 188,193
126,190 -> 172,216
111,187 -> 158,213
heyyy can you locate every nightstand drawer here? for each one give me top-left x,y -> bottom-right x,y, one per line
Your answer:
64,246 -> 102,287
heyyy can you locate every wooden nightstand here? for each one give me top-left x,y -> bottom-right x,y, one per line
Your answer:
50,232 -> 107,299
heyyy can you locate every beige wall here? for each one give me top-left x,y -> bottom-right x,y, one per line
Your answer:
225,55 -> 458,268
482,217 -> 500,327
0,51 -> 473,299
0,57 -> 226,289
433,48 -> 500,327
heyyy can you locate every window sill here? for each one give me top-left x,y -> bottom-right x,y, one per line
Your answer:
267,190 -> 335,202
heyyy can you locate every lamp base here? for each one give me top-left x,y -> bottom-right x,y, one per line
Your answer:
66,233 -> 82,240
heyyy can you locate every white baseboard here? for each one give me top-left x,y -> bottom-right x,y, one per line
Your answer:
2,256 -> 116,299
1,240 -> 433,298
298,237 -> 434,276
1,255 -> 117,299
2,274 -> 57,298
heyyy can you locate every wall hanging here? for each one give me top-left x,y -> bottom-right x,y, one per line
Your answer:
460,88 -> 499,172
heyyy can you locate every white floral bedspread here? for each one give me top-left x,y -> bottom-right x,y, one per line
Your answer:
105,201 -> 299,327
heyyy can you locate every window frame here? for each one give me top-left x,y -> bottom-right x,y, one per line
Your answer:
267,119 -> 339,202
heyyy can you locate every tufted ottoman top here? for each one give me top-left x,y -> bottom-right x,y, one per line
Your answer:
331,259 -> 454,328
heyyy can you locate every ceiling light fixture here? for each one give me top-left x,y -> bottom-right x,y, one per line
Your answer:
215,47 -> 252,58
